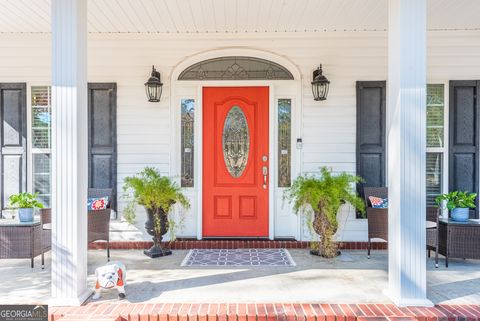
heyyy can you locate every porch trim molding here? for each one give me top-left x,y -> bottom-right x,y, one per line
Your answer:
50,0 -> 90,306
386,0 -> 432,307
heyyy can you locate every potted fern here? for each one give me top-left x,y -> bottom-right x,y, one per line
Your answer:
435,191 -> 476,222
8,192 -> 44,222
123,167 -> 190,258
284,167 -> 365,258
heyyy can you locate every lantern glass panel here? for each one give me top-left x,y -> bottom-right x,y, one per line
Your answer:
146,84 -> 162,102
152,86 -> 158,100
312,82 -> 329,101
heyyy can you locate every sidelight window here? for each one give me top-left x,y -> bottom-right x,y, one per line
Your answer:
278,99 -> 291,187
181,99 -> 195,187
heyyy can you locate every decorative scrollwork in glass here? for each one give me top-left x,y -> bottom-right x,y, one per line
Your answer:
278,99 -> 291,187
222,106 -> 250,178
181,99 -> 195,187
178,56 -> 294,81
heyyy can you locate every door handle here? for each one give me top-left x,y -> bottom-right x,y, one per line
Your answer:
262,166 -> 268,189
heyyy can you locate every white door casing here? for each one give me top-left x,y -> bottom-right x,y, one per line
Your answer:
170,48 -> 302,240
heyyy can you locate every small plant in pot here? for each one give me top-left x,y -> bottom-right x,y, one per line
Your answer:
284,167 -> 365,258
8,192 -> 44,222
123,167 -> 190,258
435,191 -> 476,222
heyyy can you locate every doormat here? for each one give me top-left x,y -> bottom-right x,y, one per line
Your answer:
181,248 -> 296,267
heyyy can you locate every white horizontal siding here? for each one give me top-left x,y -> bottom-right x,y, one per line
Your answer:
0,30 -> 479,240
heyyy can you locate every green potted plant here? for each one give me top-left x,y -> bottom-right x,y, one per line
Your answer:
123,167 -> 190,258
284,167 -> 365,258
435,191 -> 476,222
8,192 -> 44,222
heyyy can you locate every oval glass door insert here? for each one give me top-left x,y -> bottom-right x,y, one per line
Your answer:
222,106 -> 250,178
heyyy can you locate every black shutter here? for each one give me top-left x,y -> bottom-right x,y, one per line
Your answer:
0,83 -> 27,213
88,83 -> 117,211
449,80 -> 480,219
356,81 -> 387,200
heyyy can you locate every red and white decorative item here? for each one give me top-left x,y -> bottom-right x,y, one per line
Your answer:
87,197 -> 109,211
92,261 -> 127,300
368,196 -> 388,209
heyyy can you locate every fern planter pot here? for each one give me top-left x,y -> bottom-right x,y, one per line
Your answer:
143,207 -> 172,258
451,208 -> 469,222
18,208 -> 34,222
310,209 -> 340,258
309,249 -> 341,257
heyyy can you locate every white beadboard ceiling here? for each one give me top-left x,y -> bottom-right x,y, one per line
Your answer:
0,0 -> 479,33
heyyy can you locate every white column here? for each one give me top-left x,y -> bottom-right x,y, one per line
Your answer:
387,0 -> 432,307
50,0 -> 90,306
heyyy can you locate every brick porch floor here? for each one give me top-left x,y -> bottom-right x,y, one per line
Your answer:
89,240 -> 388,251
49,303 -> 480,321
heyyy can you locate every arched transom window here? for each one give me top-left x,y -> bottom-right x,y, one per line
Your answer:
178,56 -> 294,81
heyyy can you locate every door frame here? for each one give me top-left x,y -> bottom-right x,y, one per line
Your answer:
171,49 -> 302,240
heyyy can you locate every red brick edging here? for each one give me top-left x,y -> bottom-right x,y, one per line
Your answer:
89,240 -> 388,251
49,303 -> 480,321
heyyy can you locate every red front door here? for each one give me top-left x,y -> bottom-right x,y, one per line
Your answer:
203,87 -> 269,237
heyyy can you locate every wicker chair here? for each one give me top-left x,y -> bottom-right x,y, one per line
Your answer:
40,208 -> 52,269
363,187 -> 388,258
88,188 -> 112,261
426,207 -> 439,258
38,188 -> 112,264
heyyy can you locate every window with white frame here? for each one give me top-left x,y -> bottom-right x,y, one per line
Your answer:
426,84 -> 445,206
31,86 -> 52,207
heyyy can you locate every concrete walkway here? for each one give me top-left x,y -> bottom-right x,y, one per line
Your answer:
0,249 -> 479,305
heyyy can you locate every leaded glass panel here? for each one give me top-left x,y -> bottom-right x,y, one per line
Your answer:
181,99 -> 195,187
278,99 -> 291,187
427,84 -> 444,147
222,106 -> 250,178
178,57 -> 294,81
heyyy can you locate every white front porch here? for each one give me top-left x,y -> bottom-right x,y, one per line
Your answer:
2,250 -> 480,305
49,0 -> 431,306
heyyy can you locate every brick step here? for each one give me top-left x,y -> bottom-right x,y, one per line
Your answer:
49,303 -> 480,321
57,317 -> 120,321
357,318 -> 418,321
89,240 -> 388,251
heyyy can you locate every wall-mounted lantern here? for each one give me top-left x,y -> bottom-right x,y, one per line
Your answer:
145,65 -> 163,102
311,65 -> 330,101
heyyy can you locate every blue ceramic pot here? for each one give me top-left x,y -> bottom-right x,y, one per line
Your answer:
18,208 -> 34,222
451,207 -> 469,222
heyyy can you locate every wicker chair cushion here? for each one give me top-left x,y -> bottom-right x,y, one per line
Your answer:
426,221 -> 437,229
368,196 -> 388,208
87,197 -> 109,210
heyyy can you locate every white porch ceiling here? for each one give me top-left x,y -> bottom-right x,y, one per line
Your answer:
0,0 -> 479,34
